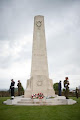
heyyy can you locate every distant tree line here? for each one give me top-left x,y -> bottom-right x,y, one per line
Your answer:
0,87 -> 24,97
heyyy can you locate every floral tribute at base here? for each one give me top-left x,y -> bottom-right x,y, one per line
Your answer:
31,93 -> 44,99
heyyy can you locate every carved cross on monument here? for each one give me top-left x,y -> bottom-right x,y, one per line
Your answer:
24,15 -> 55,97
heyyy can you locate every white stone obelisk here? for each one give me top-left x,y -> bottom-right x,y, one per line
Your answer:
24,15 -> 55,97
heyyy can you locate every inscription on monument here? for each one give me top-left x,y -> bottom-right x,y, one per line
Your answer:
37,80 -> 42,86
34,54 -> 45,56
36,21 -> 42,27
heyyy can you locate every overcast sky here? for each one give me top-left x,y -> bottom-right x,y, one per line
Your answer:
0,0 -> 80,90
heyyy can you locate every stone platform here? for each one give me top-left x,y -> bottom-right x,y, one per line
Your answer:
3,96 -> 76,106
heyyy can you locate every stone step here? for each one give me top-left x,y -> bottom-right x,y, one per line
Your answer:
16,103 -> 42,106
20,99 -> 32,101
17,99 -> 67,105
16,102 -> 67,106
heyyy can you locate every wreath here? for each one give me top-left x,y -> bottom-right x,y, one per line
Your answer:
31,93 -> 44,99
38,93 -> 44,99
31,94 -> 37,99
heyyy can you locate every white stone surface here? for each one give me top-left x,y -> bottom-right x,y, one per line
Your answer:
24,15 -> 55,98
3,96 -> 77,106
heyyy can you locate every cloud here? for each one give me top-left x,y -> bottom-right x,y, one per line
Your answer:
46,1 -> 80,77
0,34 -> 32,69
0,59 -> 31,89
0,0 -> 80,89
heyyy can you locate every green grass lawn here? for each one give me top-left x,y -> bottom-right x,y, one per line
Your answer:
0,97 -> 80,120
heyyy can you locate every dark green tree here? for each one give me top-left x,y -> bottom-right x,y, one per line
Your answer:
53,83 -> 58,92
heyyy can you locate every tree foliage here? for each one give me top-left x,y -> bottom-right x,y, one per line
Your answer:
53,83 -> 58,91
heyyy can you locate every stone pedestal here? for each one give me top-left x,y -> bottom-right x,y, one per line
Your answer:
3,96 -> 77,105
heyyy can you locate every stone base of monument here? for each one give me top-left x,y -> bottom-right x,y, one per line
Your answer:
3,96 -> 76,106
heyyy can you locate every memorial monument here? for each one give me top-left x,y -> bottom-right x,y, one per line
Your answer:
3,15 -> 76,105
24,15 -> 55,98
